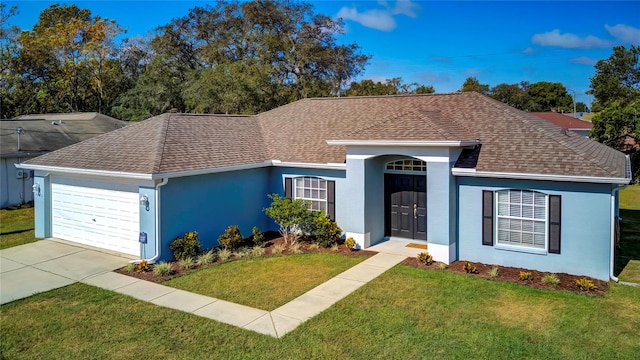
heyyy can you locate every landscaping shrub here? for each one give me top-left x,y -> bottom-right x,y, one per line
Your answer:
124,263 -> 136,273
437,262 -> 448,270
308,243 -> 320,250
542,273 -> 560,286
417,252 -> 433,265
178,257 -> 194,270
170,231 -> 201,260
518,271 -> 533,281
488,266 -> 500,278
344,237 -> 356,250
463,262 -> 478,274
153,262 -> 174,276
263,194 -> 315,244
251,226 -> 265,247
251,245 -> 266,257
196,250 -> 215,266
137,260 -> 151,272
330,243 -> 339,252
218,225 -> 243,250
272,244 -> 285,255
234,247 -> 250,258
314,213 -> 342,247
576,278 -> 597,292
290,243 -> 303,254
217,248 -> 232,261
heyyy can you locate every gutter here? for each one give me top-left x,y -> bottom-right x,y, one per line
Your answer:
451,168 -> 631,185
610,184 -> 627,283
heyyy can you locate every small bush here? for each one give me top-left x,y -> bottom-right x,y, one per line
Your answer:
488,266 -> 500,278
137,260 -> 151,272
251,246 -> 266,257
576,278 -> 597,292
437,262 -> 448,270
308,243 -> 320,250
170,231 -> 201,260
542,273 -> 560,286
272,244 -> 285,255
463,262 -> 478,274
234,247 -> 250,258
519,271 -> 533,281
330,243 -> 340,252
196,250 -> 215,266
153,262 -> 174,276
314,213 -> 342,247
290,243 -> 303,254
124,263 -> 136,273
218,225 -> 243,250
417,252 -> 433,265
178,257 -> 194,270
344,237 -> 356,250
218,248 -> 232,261
251,226 -> 265,247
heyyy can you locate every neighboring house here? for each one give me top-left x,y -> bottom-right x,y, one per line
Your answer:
1,113 -> 126,208
19,93 -> 631,280
531,112 -> 593,138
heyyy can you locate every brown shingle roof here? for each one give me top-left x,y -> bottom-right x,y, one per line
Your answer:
530,112 -> 593,130
25,92 -> 628,180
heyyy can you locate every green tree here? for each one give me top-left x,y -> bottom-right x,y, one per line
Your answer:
263,194 -> 316,245
344,77 -> 434,96
589,45 -> 640,108
524,82 -> 573,112
490,82 -> 528,110
460,77 -> 489,94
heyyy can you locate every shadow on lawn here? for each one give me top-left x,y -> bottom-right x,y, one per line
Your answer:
615,209 -> 640,276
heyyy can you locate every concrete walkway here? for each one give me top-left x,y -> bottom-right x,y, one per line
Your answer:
1,239 -> 411,338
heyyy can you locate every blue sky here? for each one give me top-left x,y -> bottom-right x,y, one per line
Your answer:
7,1 -> 640,106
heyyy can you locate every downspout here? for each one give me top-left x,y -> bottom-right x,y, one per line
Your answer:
148,178 -> 169,263
610,184 -> 628,283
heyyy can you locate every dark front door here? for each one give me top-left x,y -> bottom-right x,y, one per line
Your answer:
385,174 -> 426,240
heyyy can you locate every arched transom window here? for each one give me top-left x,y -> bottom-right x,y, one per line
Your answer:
385,159 -> 427,172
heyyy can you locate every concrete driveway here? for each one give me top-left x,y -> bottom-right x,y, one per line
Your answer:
0,239 -> 134,304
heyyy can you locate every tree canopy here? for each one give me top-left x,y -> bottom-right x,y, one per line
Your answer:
343,77 -> 434,97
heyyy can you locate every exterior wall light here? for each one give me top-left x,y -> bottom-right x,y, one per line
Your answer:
140,194 -> 149,208
32,183 -> 41,196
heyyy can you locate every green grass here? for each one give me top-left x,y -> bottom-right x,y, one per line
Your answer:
2,267 -> 639,359
580,112 -> 596,122
0,207 -> 38,249
617,185 -> 640,277
164,253 -> 366,310
620,185 -> 640,210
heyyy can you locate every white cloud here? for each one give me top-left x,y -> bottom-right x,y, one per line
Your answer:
531,29 -> 610,48
337,7 -> 397,31
522,47 -> 536,54
337,0 -> 419,32
569,57 -> 598,65
605,24 -> 640,44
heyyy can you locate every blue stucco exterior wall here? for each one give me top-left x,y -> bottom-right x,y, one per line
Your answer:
457,176 -> 613,280
427,162 -> 457,246
267,166 -> 346,231
159,168 -> 271,260
32,174 -> 50,238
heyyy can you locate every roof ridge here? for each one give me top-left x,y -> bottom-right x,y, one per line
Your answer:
155,114 -> 172,174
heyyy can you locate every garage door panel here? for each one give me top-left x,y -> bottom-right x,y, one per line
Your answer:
51,177 -> 140,256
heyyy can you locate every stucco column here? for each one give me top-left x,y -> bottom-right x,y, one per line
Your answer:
426,161 -> 457,263
33,174 -> 50,238
341,156 -> 370,248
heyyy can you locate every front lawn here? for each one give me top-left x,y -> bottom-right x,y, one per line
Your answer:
163,253 -> 367,311
2,266 -> 639,359
617,185 -> 640,278
0,207 -> 37,249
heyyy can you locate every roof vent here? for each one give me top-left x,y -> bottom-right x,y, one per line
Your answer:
560,128 -> 569,136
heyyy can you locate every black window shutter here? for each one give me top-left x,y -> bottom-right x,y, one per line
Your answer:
549,195 -> 561,254
327,180 -> 335,220
482,190 -> 494,246
285,178 -> 292,199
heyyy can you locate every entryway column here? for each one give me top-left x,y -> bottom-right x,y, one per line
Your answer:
426,161 -> 457,263
341,156 -> 370,249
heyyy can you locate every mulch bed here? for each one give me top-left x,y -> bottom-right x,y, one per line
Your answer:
403,257 -> 609,296
115,233 -> 377,283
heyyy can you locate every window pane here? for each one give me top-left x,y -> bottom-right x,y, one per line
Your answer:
522,205 -> 533,218
534,206 -> 546,220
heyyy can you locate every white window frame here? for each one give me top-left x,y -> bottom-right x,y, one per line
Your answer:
384,159 -> 427,174
495,189 -> 548,252
293,177 -> 327,212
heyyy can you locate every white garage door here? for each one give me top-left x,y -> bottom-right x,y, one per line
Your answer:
51,176 -> 140,255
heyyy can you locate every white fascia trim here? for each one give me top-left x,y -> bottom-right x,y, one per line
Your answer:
326,139 -> 480,147
451,168 -> 632,185
17,163 -> 153,180
152,161 -> 270,179
271,160 -> 346,170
